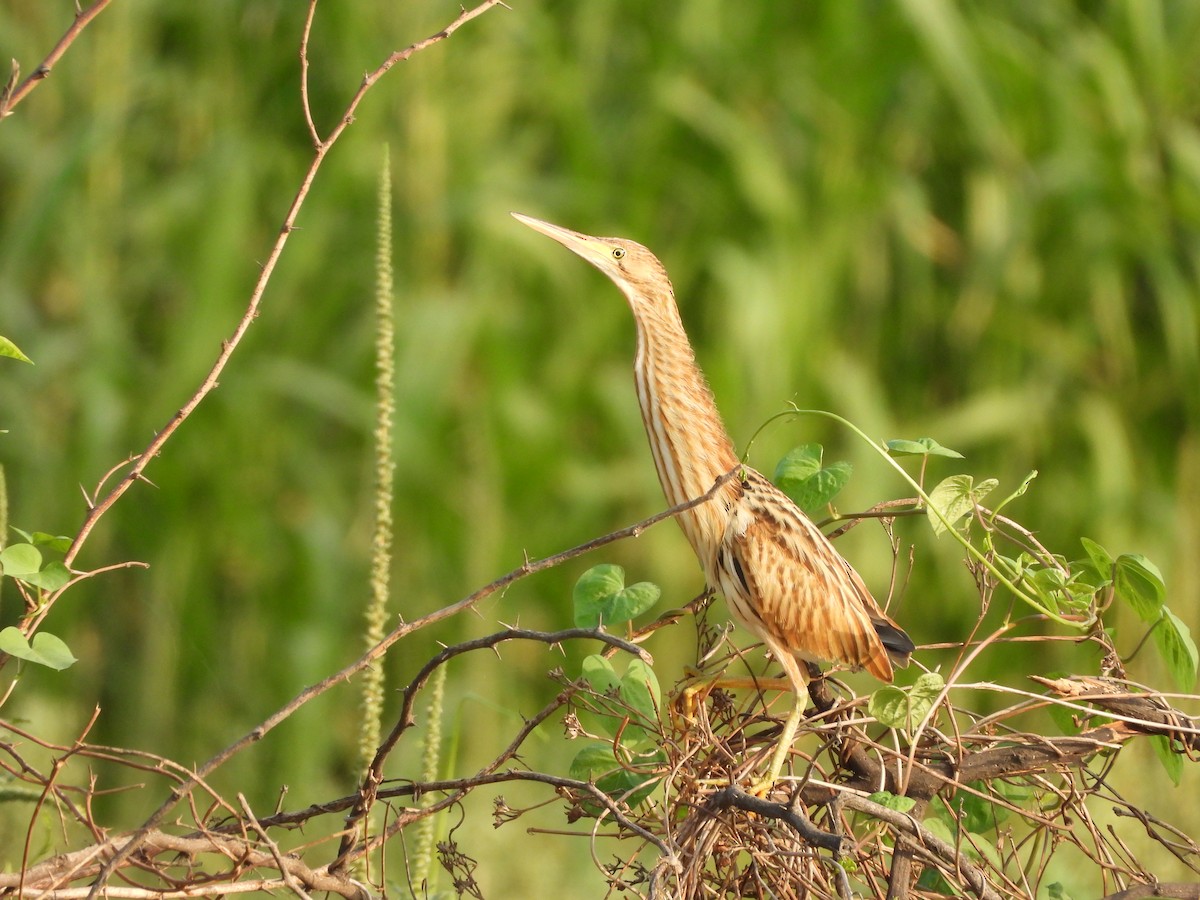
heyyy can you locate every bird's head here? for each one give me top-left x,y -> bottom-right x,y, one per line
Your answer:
512,212 -> 674,312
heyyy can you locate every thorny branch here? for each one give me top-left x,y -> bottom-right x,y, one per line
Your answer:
0,0 -> 115,120
335,626 -> 652,864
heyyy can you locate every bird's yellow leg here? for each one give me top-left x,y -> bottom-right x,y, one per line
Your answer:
671,667 -> 710,724
750,696 -> 805,796
748,655 -> 812,797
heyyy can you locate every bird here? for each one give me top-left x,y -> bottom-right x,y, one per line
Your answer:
512,213 -> 914,777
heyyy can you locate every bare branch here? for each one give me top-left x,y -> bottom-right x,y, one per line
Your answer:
0,0 -> 114,120
0,830 -> 370,899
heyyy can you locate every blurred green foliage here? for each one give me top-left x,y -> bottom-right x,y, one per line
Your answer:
2,0 -> 1199,894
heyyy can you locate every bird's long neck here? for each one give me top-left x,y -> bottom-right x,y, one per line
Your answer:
629,291 -> 741,558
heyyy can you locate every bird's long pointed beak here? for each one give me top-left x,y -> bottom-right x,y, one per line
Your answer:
511,212 -> 612,270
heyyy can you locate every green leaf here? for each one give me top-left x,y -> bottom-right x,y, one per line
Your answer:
926,795 -> 987,857
869,686 -> 908,729
992,779 -> 1034,805
1045,691 -> 1081,736
915,866 -> 955,894
572,564 -> 661,629
595,767 -> 660,808
569,741 -> 618,782
581,654 -> 620,695
773,443 -> 822,483
946,780 -> 1007,833
1079,537 -> 1114,579
907,672 -> 945,725
995,553 -> 1030,582
15,561 -> 71,591
1113,554 -> 1165,623
885,437 -> 964,459
773,444 -> 852,512
920,810 -> 957,847
0,336 -> 32,364
609,581 -> 662,624
568,741 -> 662,813
0,628 -> 77,670
0,543 -> 42,577
867,790 -> 916,813
1066,557 -> 1109,597
798,462 -> 852,511
619,658 -> 661,725
581,655 -> 661,744
1153,608 -> 1199,692
1028,564 -> 1078,615
29,532 -> 73,554
868,672 -> 944,730
1046,883 -> 1074,900
1151,734 -> 1183,787
580,654 -> 626,738
925,474 -> 998,535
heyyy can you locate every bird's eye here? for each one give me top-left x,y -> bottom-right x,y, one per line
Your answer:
612,247 -> 626,260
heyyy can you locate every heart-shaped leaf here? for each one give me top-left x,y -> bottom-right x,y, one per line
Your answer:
0,627 -> 77,670
619,658 -> 661,725
774,443 -> 823,484
885,437 -> 963,459
926,475 -> 998,535
569,741 -> 619,783
572,564 -> 661,629
0,543 -> 42,577
568,741 -> 663,814
15,562 -> 71,591
773,444 -> 852,513
869,672 -> 945,730
1077,537 -> 1114,583
581,653 -> 621,695
1078,538 -> 1113,571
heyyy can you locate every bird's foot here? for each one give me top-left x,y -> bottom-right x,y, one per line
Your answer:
670,671 -> 793,727
670,668 -> 715,725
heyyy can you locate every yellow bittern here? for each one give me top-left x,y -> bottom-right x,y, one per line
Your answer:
513,213 -> 913,775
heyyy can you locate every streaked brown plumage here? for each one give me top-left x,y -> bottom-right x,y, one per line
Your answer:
513,213 -> 913,694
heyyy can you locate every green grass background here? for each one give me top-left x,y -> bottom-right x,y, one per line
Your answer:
2,1 -> 1199,895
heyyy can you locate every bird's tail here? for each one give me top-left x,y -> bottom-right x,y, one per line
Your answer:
872,616 -> 916,670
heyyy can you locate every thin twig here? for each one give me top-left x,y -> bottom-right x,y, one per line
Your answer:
0,0 -> 115,119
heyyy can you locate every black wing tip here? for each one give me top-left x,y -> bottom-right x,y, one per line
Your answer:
873,619 -> 916,668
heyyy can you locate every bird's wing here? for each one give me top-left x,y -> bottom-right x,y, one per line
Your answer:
719,472 -> 895,682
